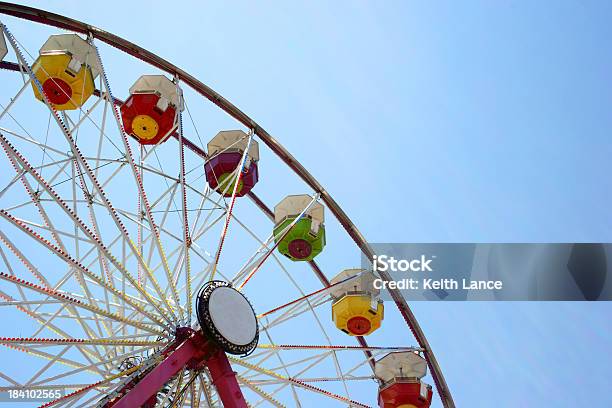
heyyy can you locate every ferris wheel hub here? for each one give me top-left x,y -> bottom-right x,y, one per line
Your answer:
196,281 -> 259,355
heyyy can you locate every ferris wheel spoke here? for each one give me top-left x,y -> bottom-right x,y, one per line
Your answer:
108,187 -> 183,321
0,76 -> 32,122
0,384 -> 106,391
0,244 -> 40,314
26,345 -> 76,387
1,34 -> 181,326
248,375 -> 375,387
197,374 -> 215,407
248,224 -> 377,376
0,157 -> 73,201
0,202 -> 172,331
263,344 -> 421,353
260,296 -> 330,332
0,126 -> 71,163
32,301 -> 112,359
0,238 -> 114,362
190,202 -> 226,243
114,204 -> 199,309
223,212 -> 291,286
2,139 -> 70,254
38,364 -> 141,408
270,272 -> 353,403
127,201 -> 231,304
69,388 -> 115,408
0,232 -> 165,340
0,337 -> 164,347
189,191 -> 224,240
10,218 -> 94,245
14,183 -> 163,325
247,349 -> 330,380
0,371 -> 21,387
69,151 -> 117,291
29,343 -> 159,388
188,379 -> 199,408
232,352 -> 354,408
251,278 -> 355,405
91,42 -> 184,323
78,178 -> 179,325
0,272 -> 164,336
157,369 -> 184,407
202,190 -> 370,405
256,272 -> 361,321
237,193 -> 320,290
61,96 -> 104,136
0,285 -> 111,375
0,230 -> 51,288
92,95 -> 110,180
229,232 -> 275,286
1,340 -> 104,376
257,328 -> 317,407
176,107 -> 193,325
237,374 -> 286,408
209,129 -> 254,282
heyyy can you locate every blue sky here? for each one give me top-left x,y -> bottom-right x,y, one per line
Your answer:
3,1 -> 612,406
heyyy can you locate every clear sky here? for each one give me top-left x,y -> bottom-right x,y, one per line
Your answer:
3,1 -> 612,406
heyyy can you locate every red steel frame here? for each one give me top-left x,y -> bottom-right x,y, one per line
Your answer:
0,3 -> 455,407
107,328 -> 247,408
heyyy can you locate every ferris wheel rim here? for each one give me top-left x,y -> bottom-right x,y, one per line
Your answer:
0,2 -> 455,407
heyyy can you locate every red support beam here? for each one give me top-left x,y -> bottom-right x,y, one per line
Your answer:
109,329 -> 246,408
205,348 -> 248,408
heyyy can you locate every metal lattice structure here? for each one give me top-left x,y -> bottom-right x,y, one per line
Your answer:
0,2 -> 454,407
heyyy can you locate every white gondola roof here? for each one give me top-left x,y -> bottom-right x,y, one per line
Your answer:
274,194 -> 324,225
207,130 -> 259,162
39,34 -> 100,78
375,352 -> 428,383
329,269 -> 380,299
129,75 -> 183,110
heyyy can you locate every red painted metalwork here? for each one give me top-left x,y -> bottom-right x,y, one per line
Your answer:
287,238 -> 312,259
204,347 -> 249,408
347,315 -> 372,335
378,381 -> 433,408
106,328 -> 246,408
205,151 -> 258,197
0,4 -> 455,407
42,77 -> 71,104
120,93 -> 177,145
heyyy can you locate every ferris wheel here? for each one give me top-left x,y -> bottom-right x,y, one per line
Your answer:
0,3 -> 454,408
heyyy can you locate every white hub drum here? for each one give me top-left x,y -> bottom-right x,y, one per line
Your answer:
196,281 -> 259,355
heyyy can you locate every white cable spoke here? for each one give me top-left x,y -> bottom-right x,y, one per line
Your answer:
0,76 -> 32,121
0,272 -> 164,336
0,133 -> 173,325
1,33 -> 180,325
0,210 -> 170,335
90,42 -> 184,322
236,374 -> 285,408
